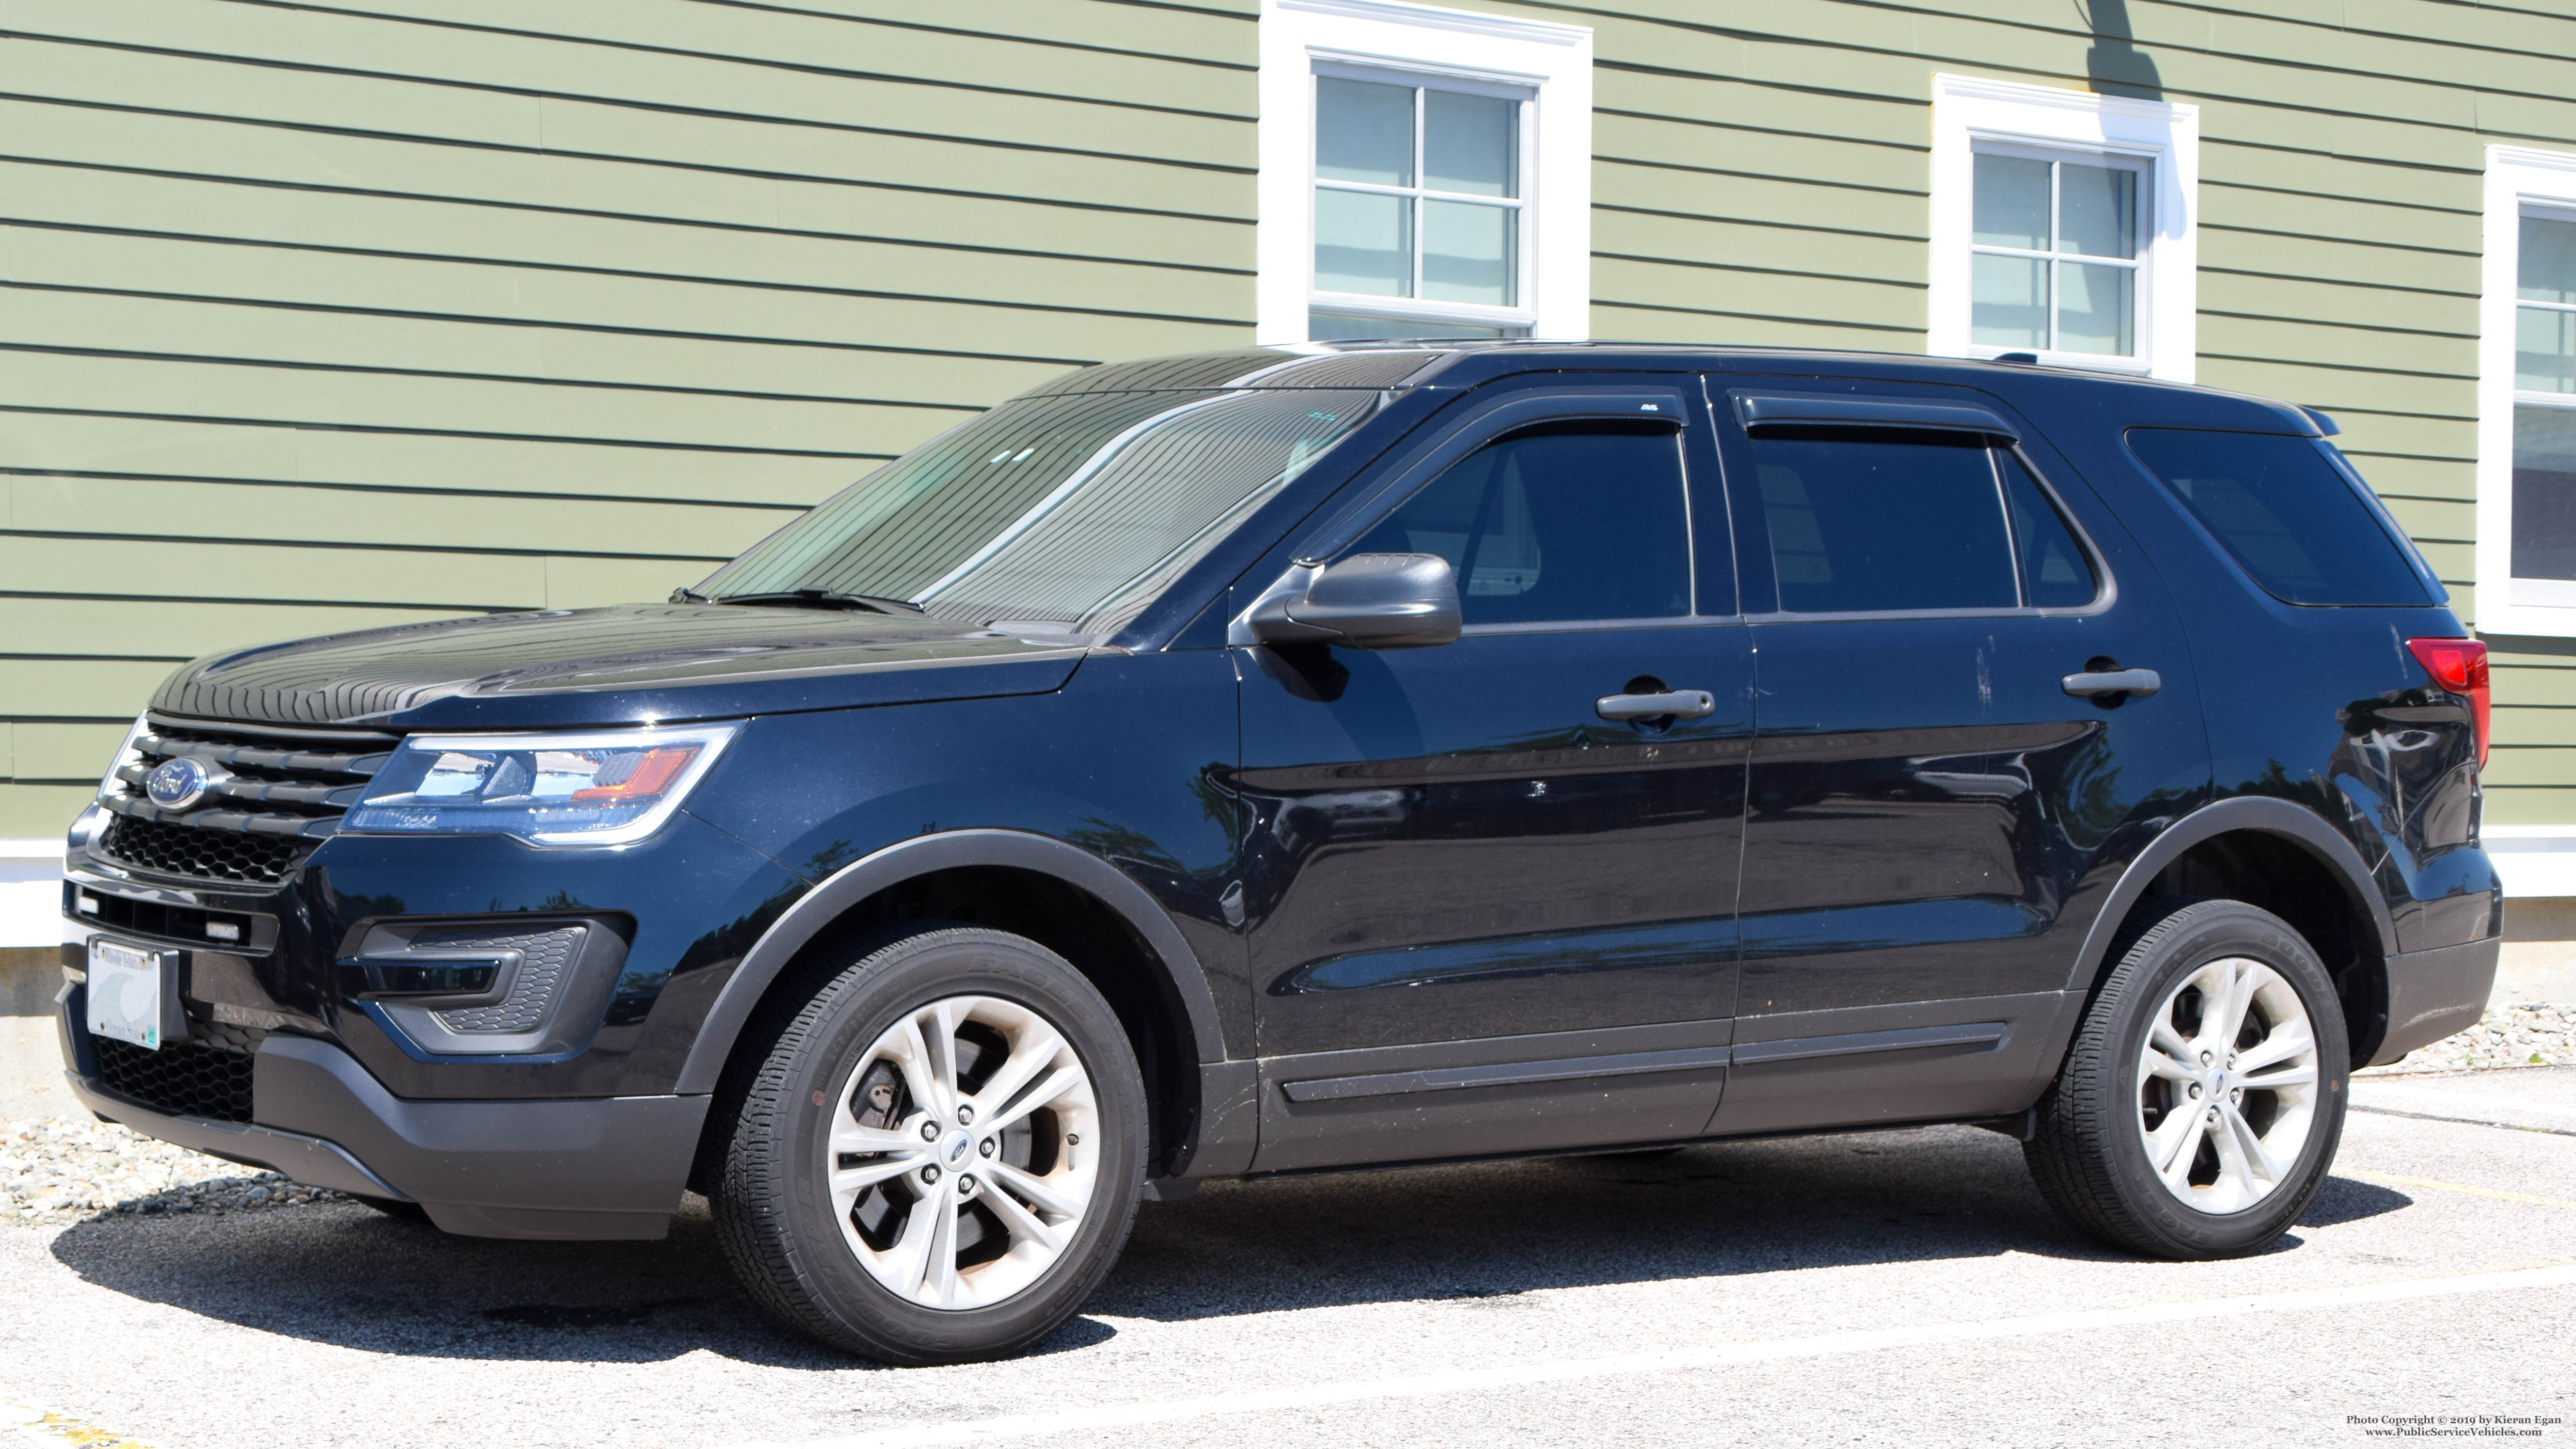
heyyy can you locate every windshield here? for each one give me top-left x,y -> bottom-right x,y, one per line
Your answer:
698,387 -> 1384,632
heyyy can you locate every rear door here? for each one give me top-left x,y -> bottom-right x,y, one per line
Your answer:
1706,379 -> 2210,1134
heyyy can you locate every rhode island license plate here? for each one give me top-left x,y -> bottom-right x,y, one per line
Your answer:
86,939 -> 166,1050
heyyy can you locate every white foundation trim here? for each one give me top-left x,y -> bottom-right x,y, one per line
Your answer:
0,839 -> 66,950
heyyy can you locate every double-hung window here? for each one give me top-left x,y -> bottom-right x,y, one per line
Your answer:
2476,147 -> 2576,635
1256,0 -> 1592,346
1310,72 -> 1527,340
1927,75 -> 2198,383
2513,209 -> 2576,591
1970,147 -> 2146,361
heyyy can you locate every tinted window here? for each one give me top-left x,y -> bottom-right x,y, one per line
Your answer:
1749,428 -> 2018,612
1999,450 -> 2100,607
1355,421 -> 1690,624
2126,429 -> 2433,606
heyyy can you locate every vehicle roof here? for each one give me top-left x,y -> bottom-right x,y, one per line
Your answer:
1013,340 -> 2329,437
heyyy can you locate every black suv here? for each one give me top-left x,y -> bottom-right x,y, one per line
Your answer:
57,343 -> 2500,1362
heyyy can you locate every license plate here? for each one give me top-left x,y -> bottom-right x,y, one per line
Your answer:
86,939 -> 167,1050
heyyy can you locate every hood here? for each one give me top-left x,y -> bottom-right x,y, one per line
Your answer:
147,604 -> 1092,730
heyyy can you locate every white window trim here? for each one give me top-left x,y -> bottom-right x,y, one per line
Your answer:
1927,73 -> 2199,383
2475,145 -> 2576,639
1256,0 -> 1592,345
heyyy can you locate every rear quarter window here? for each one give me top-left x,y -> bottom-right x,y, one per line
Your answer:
2124,428 -> 2439,606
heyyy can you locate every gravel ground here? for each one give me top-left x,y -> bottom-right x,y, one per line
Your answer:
2359,1001 -> 2575,1074
0,1118 -> 341,1226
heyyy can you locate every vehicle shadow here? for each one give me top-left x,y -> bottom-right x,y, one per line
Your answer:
44,1124 -> 2413,1366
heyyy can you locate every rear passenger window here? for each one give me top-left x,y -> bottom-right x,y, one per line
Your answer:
2125,428 -> 2434,606
1748,428 -> 2020,612
2000,450 -> 2101,607
1355,420 -> 1691,625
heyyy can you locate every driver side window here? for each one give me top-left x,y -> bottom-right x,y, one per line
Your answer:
1353,419 -> 1692,625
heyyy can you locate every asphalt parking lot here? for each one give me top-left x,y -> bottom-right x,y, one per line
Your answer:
4,1068 -> 2572,1449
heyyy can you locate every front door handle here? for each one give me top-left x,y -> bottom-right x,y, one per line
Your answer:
1596,689 -> 1716,721
2061,667 -> 2160,699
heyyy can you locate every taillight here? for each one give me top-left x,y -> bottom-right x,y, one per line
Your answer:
2406,636 -> 2490,769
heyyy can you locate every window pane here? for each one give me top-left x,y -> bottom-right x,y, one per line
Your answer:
1353,422 -> 1690,624
2058,162 -> 2138,258
2056,260 -> 2135,355
2519,214 -> 2576,304
1309,310 -> 1517,340
1314,188 -> 1411,296
1746,429 -> 2018,613
2514,405 -> 2576,581
1316,78 -> 1413,186
1971,253 -> 2047,349
1421,199 -> 1515,305
1973,153 -> 2050,250
1998,451 -> 2099,607
2126,429 -> 2432,605
2518,305 -> 2576,393
1423,89 -> 1516,196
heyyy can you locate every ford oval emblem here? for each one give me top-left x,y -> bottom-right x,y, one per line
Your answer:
144,757 -> 213,811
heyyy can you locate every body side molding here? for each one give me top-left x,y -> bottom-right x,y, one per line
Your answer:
674,828 -> 1232,1098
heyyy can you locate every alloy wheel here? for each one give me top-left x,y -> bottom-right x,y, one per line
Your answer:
823,994 -> 1100,1309
2134,955 -> 2322,1214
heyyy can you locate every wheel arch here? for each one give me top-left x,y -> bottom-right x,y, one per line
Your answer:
2062,796 -> 2398,1061
676,829 -> 1237,1175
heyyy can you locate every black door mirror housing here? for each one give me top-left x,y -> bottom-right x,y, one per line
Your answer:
1244,553 -> 1462,650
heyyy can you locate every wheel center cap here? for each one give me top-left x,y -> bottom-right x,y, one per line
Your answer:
942,1129 -> 974,1168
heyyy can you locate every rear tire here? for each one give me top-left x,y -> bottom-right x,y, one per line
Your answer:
710,926 -> 1147,1364
2024,897 -> 2348,1259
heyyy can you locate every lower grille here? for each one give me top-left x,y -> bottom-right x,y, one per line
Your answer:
424,924 -> 584,1034
97,816 -> 305,888
92,1035 -> 258,1123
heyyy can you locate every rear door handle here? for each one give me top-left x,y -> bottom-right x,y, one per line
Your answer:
2061,668 -> 2160,699
1596,689 -> 1716,721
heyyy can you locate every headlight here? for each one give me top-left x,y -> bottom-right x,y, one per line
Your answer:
343,724 -> 739,846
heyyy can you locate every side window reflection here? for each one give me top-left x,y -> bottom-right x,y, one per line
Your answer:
1355,419 -> 1692,625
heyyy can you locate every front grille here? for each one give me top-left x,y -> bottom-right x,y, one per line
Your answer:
93,716 -> 397,886
97,816 -> 305,887
92,1034 -> 258,1123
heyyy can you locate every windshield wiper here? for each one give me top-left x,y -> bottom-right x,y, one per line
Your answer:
670,587 -> 924,615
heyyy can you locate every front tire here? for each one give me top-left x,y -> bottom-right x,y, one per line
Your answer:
2025,898 -> 2349,1259
711,926 -> 1147,1364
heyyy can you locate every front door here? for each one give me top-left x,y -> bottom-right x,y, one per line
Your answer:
1237,388 -> 1750,1171
1707,379 -> 2209,1135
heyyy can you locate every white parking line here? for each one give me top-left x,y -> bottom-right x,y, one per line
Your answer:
757,1264 -> 2576,1449
2350,1103 -> 2576,1137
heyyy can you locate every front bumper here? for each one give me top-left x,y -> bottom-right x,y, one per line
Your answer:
62,994 -> 708,1239
2368,934 -> 2502,1067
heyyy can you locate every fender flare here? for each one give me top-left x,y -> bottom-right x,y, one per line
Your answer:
2060,795 -> 2398,997
674,828 -> 1231,1096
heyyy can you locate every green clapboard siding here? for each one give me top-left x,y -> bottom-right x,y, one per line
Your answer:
0,0 -> 1257,835
9,0 -> 2576,839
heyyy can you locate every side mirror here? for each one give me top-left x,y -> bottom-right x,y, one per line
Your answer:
1245,553 -> 1462,650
